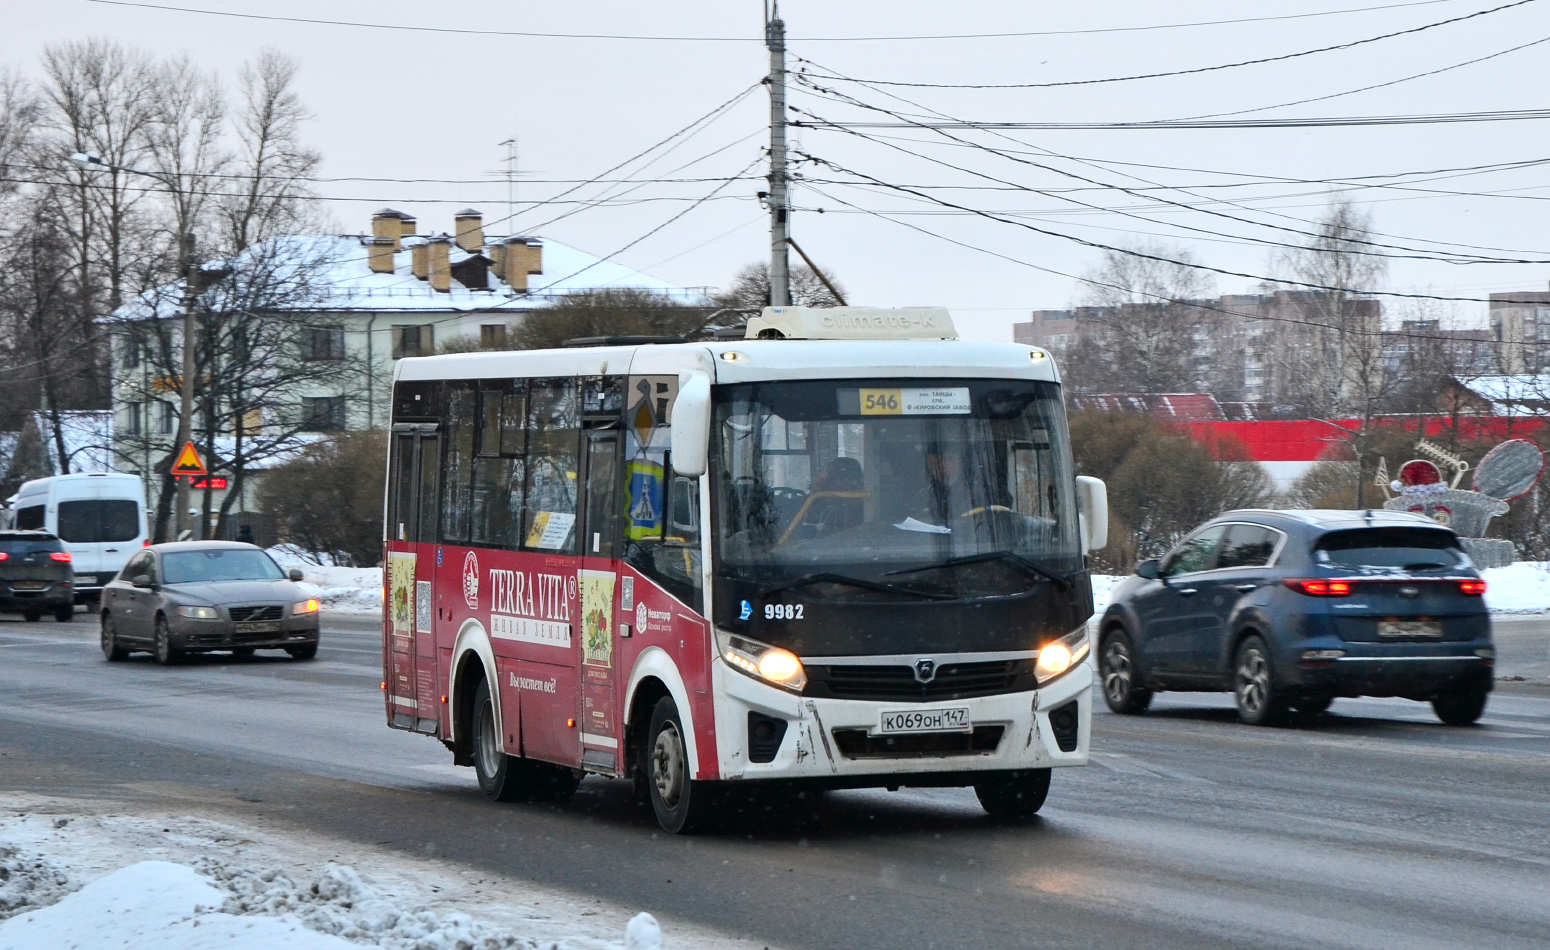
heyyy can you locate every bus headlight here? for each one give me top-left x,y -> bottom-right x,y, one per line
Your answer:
715,630 -> 806,692
1036,628 -> 1089,685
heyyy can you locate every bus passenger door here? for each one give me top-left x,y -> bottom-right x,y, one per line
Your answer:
387,426 -> 440,733
579,429 -> 623,774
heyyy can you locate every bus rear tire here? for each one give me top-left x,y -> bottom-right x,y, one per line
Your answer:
646,696 -> 718,834
470,679 -> 581,804
975,768 -> 1052,820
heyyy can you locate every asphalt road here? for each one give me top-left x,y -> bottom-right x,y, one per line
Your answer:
1,611 -> 1548,950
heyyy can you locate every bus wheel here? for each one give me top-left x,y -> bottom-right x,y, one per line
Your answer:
472,679 -> 523,802
646,696 -> 717,834
975,768 -> 1052,819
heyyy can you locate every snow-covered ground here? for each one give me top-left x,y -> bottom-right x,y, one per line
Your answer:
267,547 -> 382,616
0,794 -> 748,950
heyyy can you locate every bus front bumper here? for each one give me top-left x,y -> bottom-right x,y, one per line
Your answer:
713,660 -> 1092,784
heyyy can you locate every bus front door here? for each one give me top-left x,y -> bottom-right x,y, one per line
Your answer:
579,429 -> 623,774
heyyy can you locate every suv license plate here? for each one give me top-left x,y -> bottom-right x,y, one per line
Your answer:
1378,620 -> 1442,639
879,707 -> 972,734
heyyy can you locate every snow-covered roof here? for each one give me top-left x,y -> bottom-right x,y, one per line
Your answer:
106,232 -> 703,322
1458,375 -> 1550,415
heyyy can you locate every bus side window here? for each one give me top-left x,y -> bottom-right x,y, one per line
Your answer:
470,387 -> 526,550
626,460 -> 703,613
390,433 -> 415,541
666,475 -> 699,544
521,379 -> 580,553
440,385 -> 475,544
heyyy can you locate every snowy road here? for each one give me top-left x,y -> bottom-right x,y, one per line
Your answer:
1,613 -> 1548,949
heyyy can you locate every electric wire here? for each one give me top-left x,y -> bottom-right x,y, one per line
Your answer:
802,0 -> 1541,88
82,0 -> 1469,42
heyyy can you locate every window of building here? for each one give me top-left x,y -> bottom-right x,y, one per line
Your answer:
302,325 -> 345,361
122,334 -> 141,369
300,396 -> 346,431
480,324 -> 507,349
234,408 -> 263,435
158,401 -> 176,435
392,324 -> 435,359
124,402 -> 142,436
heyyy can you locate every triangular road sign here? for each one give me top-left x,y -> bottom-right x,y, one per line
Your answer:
170,441 -> 208,477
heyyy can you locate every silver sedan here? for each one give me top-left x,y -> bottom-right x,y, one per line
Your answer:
99,541 -> 321,665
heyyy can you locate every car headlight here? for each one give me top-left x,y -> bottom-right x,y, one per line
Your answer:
715,630 -> 806,692
1036,627 -> 1089,684
177,605 -> 218,620
293,598 -> 320,615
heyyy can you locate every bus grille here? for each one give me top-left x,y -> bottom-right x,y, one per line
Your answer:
803,660 -> 1034,703
831,726 -> 1004,759
229,605 -> 283,623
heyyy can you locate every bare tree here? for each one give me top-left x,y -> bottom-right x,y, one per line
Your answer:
508,288 -> 720,350
0,68 -> 40,200
1069,242 -> 1217,395
221,50 -> 321,252
145,55 -> 227,257
715,261 -> 845,313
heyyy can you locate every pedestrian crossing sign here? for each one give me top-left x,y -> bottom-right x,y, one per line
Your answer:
170,441 -> 207,477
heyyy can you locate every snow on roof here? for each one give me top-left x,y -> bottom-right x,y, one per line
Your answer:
106,233 -> 703,322
1459,375 -> 1550,414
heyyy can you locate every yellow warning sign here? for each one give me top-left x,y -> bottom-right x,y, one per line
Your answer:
169,441 -> 207,477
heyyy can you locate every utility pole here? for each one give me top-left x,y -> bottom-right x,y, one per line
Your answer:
176,231 -> 199,540
766,3 -> 791,307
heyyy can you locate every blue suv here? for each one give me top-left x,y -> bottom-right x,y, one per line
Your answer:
1097,510 -> 1494,726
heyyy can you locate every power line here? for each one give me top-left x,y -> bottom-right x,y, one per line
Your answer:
800,182 -> 1506,345
791,107 -> 1550,131
797,150 -> 1513,303
799,0 -> 1541,88
789,91 -> 1550,264
1175,33 -> 1550,120
82,0 -> 1468,42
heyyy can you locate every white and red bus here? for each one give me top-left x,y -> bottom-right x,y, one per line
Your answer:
382,307 -> 1107,833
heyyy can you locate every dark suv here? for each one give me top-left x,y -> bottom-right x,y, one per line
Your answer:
1098,510 -> 1493,726
0,531 -> 75,622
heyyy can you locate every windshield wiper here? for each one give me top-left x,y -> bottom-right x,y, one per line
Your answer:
886,551 -> 1073,591
754,572 -> 956,601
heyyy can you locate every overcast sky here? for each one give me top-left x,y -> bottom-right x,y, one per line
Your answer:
9,0 -> 1550,339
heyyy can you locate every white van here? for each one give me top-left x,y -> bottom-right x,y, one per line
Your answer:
12,473 -> 149,604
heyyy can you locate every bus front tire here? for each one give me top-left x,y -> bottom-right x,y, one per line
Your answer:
646,696 -> 718,834
975,768 -> 1051,819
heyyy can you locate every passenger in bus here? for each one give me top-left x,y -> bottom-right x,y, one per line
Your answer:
796,457 -> 867,538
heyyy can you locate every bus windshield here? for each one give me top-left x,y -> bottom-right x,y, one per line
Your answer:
713,378 -> 1081,598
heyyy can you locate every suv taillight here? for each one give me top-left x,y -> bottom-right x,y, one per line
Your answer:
1283,578 -> 1352,597
49,552 -> 71,562
1459,579 -> 1487,596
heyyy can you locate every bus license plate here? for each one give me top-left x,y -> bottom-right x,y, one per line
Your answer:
879,707 -> 972,734
1378,621 -> 1442,639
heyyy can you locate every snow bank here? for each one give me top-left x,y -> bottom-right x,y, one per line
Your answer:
0,855 -> 633,950
267,546 -> 383,617
1481,561 -> 1550,613
0,843 -> 73,920
0,860 -> 349,949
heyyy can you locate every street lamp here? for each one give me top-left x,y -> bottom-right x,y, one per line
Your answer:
71,151 -> 200,540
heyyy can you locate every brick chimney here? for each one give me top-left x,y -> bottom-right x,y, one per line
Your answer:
397,213 -> 416,238
366,236 -> 396,274
428,236 -> 452,292
454,209 -> 484,253
411,241 -> 429,280
503,238 -> 543,292
490,243 -> 508,281
371,209 -> 405,251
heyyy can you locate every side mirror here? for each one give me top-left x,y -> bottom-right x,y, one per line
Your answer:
1136,559 -> 1160,580
132,574 -> 153,589
1075,476 -> 1108,553
670,370 -> 711,478
288,569 -> 304,582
